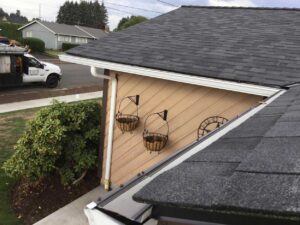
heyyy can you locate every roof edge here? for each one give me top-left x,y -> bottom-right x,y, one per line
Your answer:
59,54 -> 280,97
181,5 -> 300,11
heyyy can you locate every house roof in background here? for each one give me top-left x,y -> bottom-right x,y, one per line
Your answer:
66,6 -> 300,88
18,20 -> 107,39
75,25 -> 107,39
133,85 -> 300,222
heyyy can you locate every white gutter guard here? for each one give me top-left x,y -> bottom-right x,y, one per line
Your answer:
85,208 -> 125,225
59,54 -> 279,97
82,90 -> 285,225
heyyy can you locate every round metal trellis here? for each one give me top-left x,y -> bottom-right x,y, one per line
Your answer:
115,95 -> 140,133
143,110 -> 169,153
197,116 -> 228,140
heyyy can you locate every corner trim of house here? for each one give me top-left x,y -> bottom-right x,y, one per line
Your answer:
59,54 -> 280,97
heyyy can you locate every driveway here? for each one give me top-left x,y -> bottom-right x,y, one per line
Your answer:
0,63 -> 103,104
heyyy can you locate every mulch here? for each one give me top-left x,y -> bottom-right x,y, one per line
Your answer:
11,170 -> 99,225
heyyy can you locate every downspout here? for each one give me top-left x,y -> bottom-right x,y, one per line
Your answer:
91,66 -> 117,191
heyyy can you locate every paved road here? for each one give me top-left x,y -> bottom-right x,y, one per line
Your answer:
0,63 -> 103,103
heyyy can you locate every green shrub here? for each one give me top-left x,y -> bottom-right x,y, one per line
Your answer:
62,43 -> 79,51
0,22 -> 22,40
18,37 -> 45,52
2,100 -> 101,186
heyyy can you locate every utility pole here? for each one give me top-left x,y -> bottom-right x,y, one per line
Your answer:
38,3 -> 42,20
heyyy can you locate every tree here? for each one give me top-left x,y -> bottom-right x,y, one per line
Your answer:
0,8 -> 28,24
57,1 -> 107,29
114,16 -> 147,32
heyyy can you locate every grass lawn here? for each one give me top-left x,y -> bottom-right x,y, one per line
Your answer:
0,108 -> 39,225
45,49 -> 64,58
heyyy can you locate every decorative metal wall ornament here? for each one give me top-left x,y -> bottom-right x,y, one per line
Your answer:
143,110 -> 169,153
116,95 -> 140,133
197,116 -> 228,140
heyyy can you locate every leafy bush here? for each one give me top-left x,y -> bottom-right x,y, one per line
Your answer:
2,100 -> 101,185
62,43 -> 79,51
0,22 -> 22,40
18,37 -> 45,52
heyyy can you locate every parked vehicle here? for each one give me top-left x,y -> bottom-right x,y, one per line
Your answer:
0,45 -> 62,88
0,36 -> 10,45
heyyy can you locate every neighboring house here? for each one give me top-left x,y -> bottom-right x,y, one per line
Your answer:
1,16 -> 8,22
60,6 -> 300,225
18,20 -> 108,50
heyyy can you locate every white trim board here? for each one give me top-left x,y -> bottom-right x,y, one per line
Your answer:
60,54 -> 280,97
0,91 -> 103,114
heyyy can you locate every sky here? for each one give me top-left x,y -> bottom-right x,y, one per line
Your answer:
1,0 -> 300,30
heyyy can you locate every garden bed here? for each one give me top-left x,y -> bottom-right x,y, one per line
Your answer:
12,170 -> 98,225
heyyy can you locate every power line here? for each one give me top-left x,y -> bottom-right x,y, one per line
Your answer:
106,6 -> 136,15
105,1 -> 163,14
157,0 -> 179,7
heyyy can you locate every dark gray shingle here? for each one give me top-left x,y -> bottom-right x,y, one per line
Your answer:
67,6 -> 300,87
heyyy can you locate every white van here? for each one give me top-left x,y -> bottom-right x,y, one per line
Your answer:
0,45 -> 62,88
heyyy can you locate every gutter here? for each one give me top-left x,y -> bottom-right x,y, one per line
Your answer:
90,66 -> 117,191
59,54 -> 279,97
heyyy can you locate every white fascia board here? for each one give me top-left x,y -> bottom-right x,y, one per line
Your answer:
18,20 -> 36,30
59,54 -> 280,97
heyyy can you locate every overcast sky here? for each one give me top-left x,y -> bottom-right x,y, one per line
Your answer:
1,0 -> 300,29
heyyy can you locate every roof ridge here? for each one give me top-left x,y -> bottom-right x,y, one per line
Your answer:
181,5 -> 300,11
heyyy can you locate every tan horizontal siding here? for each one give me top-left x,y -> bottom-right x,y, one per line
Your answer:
102,71 -> 262,185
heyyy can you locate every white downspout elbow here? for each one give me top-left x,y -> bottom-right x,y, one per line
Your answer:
91,66 -> 117,191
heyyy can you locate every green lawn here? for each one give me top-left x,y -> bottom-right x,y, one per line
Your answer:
45,49 -> 64,58
0,109 -> 38,225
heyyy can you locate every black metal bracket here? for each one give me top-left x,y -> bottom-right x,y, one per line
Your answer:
157,110 -> 168,121
128,95 -> 140,106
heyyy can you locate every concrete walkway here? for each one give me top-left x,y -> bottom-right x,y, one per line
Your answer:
34,186 -> 106,225
0,91 -> 103,113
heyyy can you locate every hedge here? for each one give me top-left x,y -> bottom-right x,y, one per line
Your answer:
18,37 -> 45,52
0,22 -> 22,40
2,100 -> 101,186
62,43 -> 79,51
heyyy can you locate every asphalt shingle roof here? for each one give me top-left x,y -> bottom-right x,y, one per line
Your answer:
133,85 -> 300,221
75,25 -> 107,39
21,21 -> 108,39
67,6 -> 300,88
39,21 -> 91,38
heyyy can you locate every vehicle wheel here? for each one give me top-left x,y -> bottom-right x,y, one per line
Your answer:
46,74 -> 59,88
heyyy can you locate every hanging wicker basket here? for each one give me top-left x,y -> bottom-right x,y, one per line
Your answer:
116,95 -> 140,133
143,110 -> 169,153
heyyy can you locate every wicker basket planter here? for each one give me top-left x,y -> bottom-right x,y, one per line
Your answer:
116,113 -> 139,132
143,110 -> 169,153
115,95 -> 140,133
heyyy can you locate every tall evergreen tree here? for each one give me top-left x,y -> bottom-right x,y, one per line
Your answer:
57,0 -> 107,29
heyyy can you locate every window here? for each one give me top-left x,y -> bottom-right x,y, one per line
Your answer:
75,37 -> 88,44
25,56 -> 41,68
26,31 -> 32,37
58,35 -> 72,42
